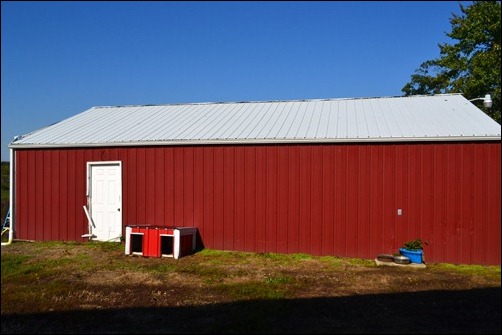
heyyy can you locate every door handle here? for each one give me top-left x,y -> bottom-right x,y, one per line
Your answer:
117,208 -> 121,212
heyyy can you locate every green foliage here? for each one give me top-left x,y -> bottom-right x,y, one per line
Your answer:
402,238 -> 423,251
402,1 -> 501,123
1,162 -> 8,200
1,162 -> 9,226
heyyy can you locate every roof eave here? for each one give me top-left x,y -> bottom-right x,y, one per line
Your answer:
8,136 -> 501,149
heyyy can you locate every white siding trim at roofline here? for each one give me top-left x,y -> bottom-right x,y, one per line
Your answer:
9,94 -> 501,148
9,136 -> 501,149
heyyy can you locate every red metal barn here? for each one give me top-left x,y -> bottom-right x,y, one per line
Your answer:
7,94 -> 501,265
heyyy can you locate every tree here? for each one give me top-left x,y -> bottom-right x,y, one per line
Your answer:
402,1 -> 501,123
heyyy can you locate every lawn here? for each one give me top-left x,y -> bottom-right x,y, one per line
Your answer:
1,241 -> 500,334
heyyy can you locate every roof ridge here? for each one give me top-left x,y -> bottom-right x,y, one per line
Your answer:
91,93 -> 464,109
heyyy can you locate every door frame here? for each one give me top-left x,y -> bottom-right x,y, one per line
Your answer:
86,161 -> 123,241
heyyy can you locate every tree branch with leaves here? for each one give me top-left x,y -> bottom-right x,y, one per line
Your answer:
403,1 -> 501,123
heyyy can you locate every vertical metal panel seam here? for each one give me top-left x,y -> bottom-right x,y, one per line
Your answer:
467,144 -> 474,263
344,145 -> 348,255
354,145 -> 360,255
274,146 -> 278,252
416,144 -> 424,244
233,146 -> 236,250
368,145 -> 373,256
45,151 -> 51,240
37,151 -> 42,240
238,146 -> 241,250
484,144 -> 490,264
137,147 -> 141,224
459,144 -> 464,262
355,145 -> 359,256
138,148 -> 144,223
162,148 -> 166,228
421,144 -> 426,257
432,145 -> 437,260
404,145 -> 409,241
170,148 -> 175,228
309,146 -> 313,254
176,148 -> 180,227
394,144 -> 398,251
42,151 -> 46,240
54,151 -> 59,240
63,150 -> 68,240
493,143 -> 501,264
275,145 -> 287,252
191,147 -> 195,228
481,144 -> 488,264
153,148 -> 157,225
321,145 -> 324,254
331,146 -> 335,254
476,144 -> 484,264
181,149 -> 185,228
212,147 -> 215,248
445,145 -> 450,262
431,145 -> 436,261
200,147 -> 204,242
252,147 -> 256,251
286,146 -> 290,253
134,147 -> 139,223
367,146 -> 372,255
381,146 -> 385,253
155,148 -> 160,226
487,147 -> 500,262
243,147 -> 246,250
264,147 -> 268,251
142,147 -> 148,224
447,144 -> 453,262
255,146 -> 258,251
32,151 -> 36,240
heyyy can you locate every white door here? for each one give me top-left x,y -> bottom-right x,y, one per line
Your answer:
88,162 -> 122,242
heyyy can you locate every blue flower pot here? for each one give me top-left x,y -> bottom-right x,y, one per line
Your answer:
399,248 -> 423,264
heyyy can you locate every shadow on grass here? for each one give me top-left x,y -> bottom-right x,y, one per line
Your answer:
2,288 -> 500,334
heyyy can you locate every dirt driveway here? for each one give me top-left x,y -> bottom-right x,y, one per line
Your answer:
1,241 -> 500,334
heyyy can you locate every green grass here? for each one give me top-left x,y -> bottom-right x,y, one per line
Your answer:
178,263 -> 228,278
1,161 -> 9,202
264,275 -> 294,285
430,262 -> 501,279
223,274 -> 296,300
215,281 -> 289,300
1,254 -> 32,278
2,241 -> 501,314
86,240 -> 126,252
0,253 -> 77,283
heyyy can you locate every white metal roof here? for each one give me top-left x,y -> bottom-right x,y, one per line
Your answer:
9,94 -> 501,148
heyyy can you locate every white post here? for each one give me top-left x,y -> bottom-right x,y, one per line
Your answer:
2,149 -> 15,245
124,226 -> 132,255
174,229 -> 181,259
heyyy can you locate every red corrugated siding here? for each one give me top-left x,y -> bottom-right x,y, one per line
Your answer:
13,142 -> 501,265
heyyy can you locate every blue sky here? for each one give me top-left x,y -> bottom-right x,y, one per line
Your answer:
1,1 -> 469,161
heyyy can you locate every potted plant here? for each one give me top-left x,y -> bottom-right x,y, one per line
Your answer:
399,239 -> 424,264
